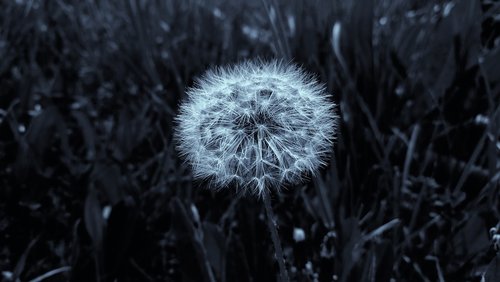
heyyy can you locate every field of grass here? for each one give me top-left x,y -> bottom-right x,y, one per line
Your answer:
0,0 -> 499,281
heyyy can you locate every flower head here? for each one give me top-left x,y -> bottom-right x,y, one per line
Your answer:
174,60 -> 337,195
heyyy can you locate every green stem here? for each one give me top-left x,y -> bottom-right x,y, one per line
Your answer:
263,191 -> 289,282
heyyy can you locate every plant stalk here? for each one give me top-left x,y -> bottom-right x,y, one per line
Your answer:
263,191 -> 289,282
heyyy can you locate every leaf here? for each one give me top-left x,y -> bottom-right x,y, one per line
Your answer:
313,177 -> 335,229
104,197 -> 138,277
202,222 -> 226,280
113,106 -> 150,161
483,254 -> 500,282
22,106 -> 62,177
342,0 -> 374,75
450,0 -> 482,68
72,111 -> 96,160
26,106 -> 60,157
169,198 -> 216,282
84,187 -> 104,249
12,236 -> 39,281
481,46 -> 500,83
90,163 -> 123,205
340,217 -> 362,282
452,213 -> 489,257
225,233 -> 252,282
390,50 -> 407,79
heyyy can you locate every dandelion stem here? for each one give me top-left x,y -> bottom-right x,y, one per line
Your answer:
263,191 -> 289,282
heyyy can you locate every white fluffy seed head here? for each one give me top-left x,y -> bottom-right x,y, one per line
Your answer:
174,60 -> 338,196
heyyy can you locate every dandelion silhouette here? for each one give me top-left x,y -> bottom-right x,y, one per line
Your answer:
174,60 -> 337,196
174,60 -> 337,282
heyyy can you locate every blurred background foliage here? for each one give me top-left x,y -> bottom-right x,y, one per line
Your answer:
0,0 -> 499,281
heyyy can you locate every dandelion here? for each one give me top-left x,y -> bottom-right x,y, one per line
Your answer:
174,60 -> 337,282
174,60 -> 337,195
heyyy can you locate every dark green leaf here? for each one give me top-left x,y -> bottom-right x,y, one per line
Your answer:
84,187 -> 104,249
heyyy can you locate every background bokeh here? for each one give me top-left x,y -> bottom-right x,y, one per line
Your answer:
0,0 -> 499,281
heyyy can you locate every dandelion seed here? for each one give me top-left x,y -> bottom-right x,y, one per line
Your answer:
174,60 -> 337,195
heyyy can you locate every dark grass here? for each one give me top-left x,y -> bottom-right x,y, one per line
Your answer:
0,0 -> 499,281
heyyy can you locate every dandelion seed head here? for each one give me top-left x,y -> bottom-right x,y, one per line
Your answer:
174,60 -> 338,195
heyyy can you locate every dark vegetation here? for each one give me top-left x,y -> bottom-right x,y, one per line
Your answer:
0,0 -> 499,281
